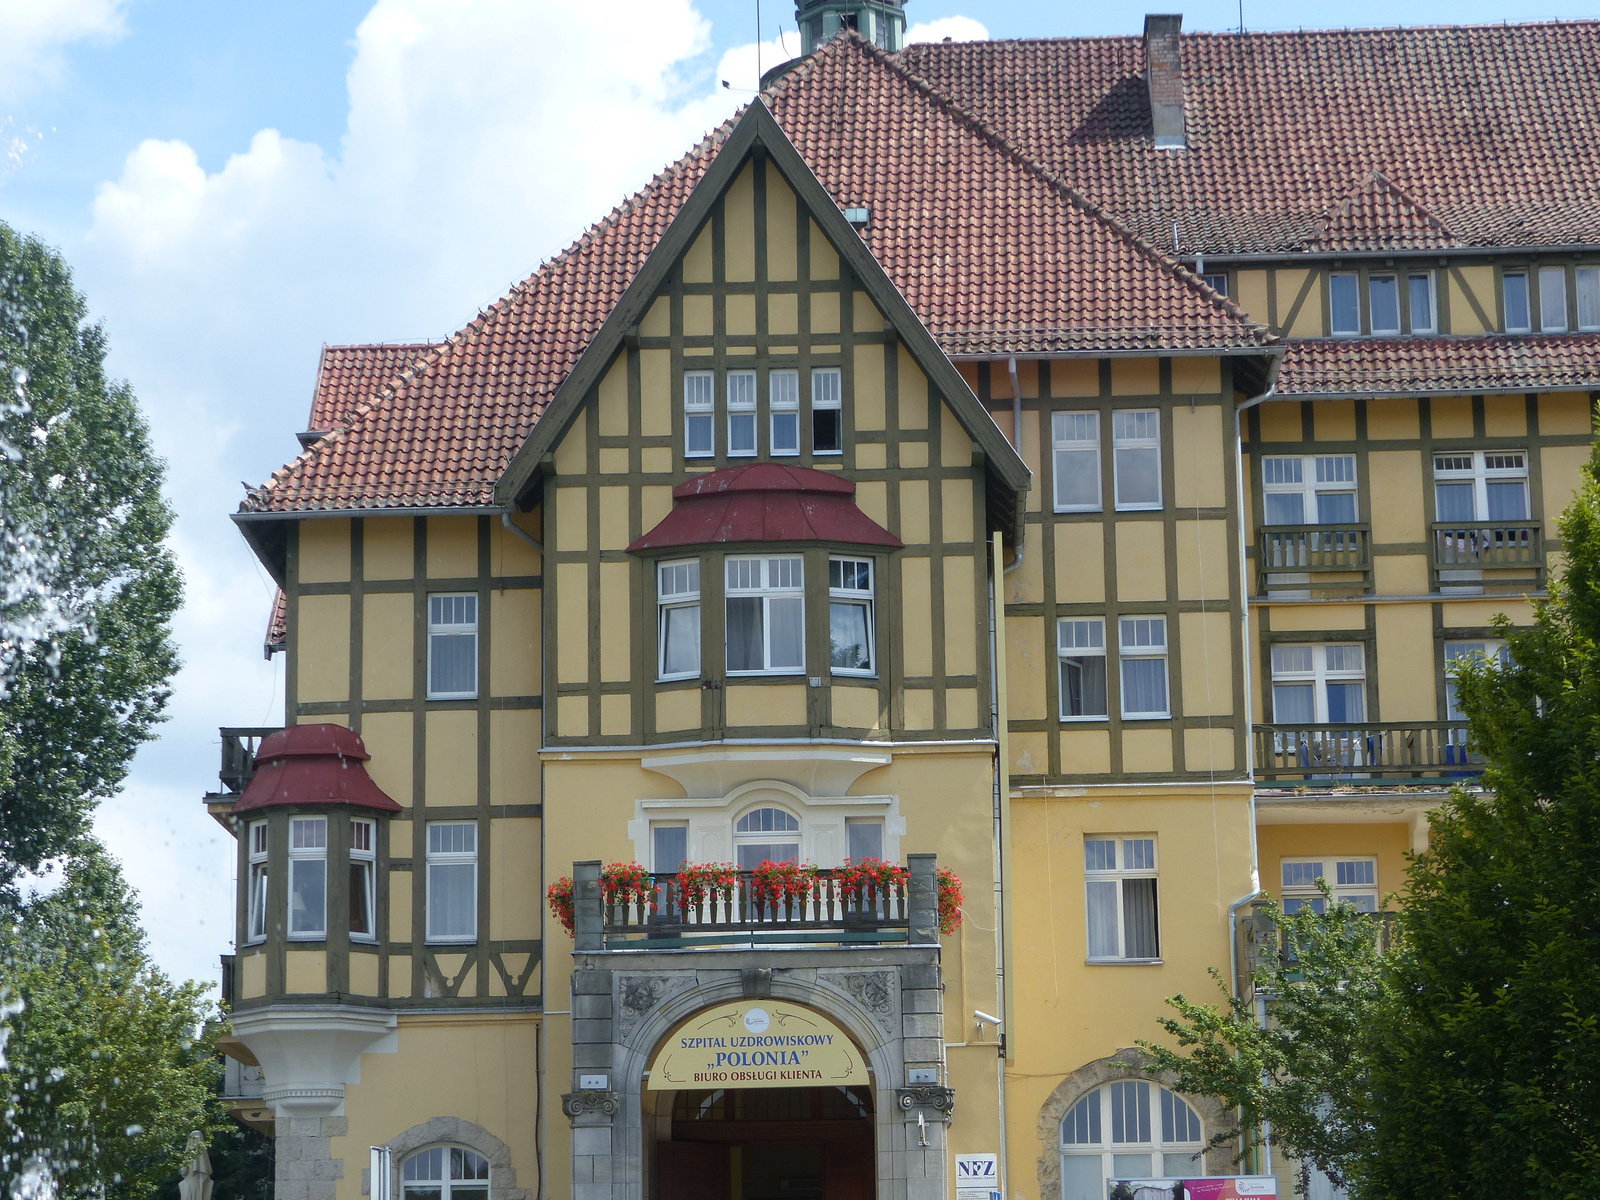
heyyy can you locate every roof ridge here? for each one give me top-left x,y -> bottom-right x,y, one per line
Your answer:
248,117 -> 742,508
853,33 -> 1270,340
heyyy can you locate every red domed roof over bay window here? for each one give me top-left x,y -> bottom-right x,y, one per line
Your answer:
626,463 -> 903,553
231,723 -> 402,815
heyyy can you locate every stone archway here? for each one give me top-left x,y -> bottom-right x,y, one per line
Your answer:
1033,1048 -> 1237,1199
376,1116 -> 530,1200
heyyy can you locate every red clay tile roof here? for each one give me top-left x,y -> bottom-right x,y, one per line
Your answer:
240,34 -> 1267,516
309,343 -> 435,432
897,22 -> 1600,255
627,463 -> 903,552
266,588 -> 287,658
1275,334 -> 1600,398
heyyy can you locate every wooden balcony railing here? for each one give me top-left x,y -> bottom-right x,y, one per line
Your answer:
601,869 -> 911,947
215,727 -> 281,797
1256,524 -> 1371,594
1431,521 -> 1543,583
1236,906 -> 1399,996
1253,721 -> 1481,781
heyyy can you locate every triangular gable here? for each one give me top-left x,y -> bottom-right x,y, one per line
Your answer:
1308,170 -> 1459,252
494,99 -> 1031,517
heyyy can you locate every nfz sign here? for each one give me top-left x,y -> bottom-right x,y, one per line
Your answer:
956,1154 -> 1000,1200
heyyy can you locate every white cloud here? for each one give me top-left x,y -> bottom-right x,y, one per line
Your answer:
0,0 -> 127,104
66,2 -> 984,984
906,15 -> 990,43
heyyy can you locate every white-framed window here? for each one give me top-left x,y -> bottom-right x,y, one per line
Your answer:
734,806 -> 800,871
828,557 -> 874,675
1330,272 -> 1360,335
1260,454 -> 1358,525
1578,267 -> 1600,331
1270,643 -> 1366,723
402,1147 -> 490,1200
1112,410 -> 1161,510
1444,639 -> 1510,722
846,818 -> 883,862
651,822 -> 688,873
350,818 -> 376,942
1408,271 -> 1436,334
246,820 -> 268,944
1084,836 -> 1159,961
1060,1081 -> 1204,1198
426,822 -> 477,943
727,370 -> 757,456
1368,274 -> 1400,335
427,594 -> 478,700
1281,857 -> 1379,914
288,816 -> 328,940
812,367 -> 843,454
657,559 -> 701,680
684,370 -> 715,457
770,369 -> 800,456
1503,271 -> 1531,332
1118,617 -> 1169,719
1539,266 -> 1568,332
725,556 -> 804,674
1052,411 -> 1102,512
1434,450 -> 1530,523
1058,618 -> 1108,720
1201,272 -> 1228,296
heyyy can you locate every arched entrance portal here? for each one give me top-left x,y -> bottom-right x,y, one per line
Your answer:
645,1000 -> 876,1200
653,1085 -> 874,1200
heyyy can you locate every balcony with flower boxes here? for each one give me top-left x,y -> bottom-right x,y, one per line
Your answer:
1252,720 -> 1482,783
553,855 -> 957,951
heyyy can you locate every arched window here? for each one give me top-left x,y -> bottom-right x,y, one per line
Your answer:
733,807 -> 800,870
402,1147 -> 490,1200
1060,1081 -> 1203,1199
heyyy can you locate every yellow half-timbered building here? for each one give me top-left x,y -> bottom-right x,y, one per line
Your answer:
207,11 -> 1600,1200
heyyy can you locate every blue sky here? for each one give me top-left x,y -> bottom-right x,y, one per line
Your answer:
1,0 -> 1594,985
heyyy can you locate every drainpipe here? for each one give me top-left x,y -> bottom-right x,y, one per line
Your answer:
500,510 -> 544,555
1229,366 -> 1280,1175
989,531 -> 1014,1200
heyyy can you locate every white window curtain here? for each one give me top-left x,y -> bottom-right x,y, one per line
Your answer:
427,822 -> 478,942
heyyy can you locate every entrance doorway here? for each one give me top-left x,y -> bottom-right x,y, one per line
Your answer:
655,1086 -> 874,1200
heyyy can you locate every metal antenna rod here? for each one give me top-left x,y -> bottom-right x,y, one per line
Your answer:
757,0 -> 763,82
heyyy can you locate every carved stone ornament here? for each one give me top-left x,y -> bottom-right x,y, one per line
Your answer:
896,1086 -> 955,1117
831,969 -> 896,1037
560,1090 -> 620,1122
617,973 -> 695,1038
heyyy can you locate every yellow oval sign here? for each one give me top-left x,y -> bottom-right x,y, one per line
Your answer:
647,1000 -> 870,1090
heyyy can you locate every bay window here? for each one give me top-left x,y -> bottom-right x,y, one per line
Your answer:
657,559 -> 701,680
1084,836 -> 1159,961
350,817 -> 376,942
828,557 -> 874,674
726,556 -> 805,674
246,820 -> 268,944
288,816 -> 327,940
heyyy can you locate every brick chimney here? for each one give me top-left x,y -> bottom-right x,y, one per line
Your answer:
1144,14 -> 1186,150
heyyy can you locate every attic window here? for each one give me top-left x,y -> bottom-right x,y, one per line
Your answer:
843,206 -> 870,230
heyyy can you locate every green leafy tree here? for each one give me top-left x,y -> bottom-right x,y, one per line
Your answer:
1,842 -> 221,1200
0,220 -> 181,881
1361,438 -> 1600,1196
1139,894 -> 1394,1194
